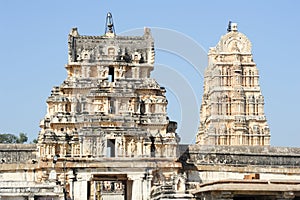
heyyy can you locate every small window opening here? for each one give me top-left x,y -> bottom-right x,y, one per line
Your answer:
108,67 -> 114,82
150,104 -> 155,113
76,102 -> 81,113
109,98 -> 115,114
107,139 -> 115,157
134,54 -> 138,60
150,136 -> 155,157
140,101 -> 145,114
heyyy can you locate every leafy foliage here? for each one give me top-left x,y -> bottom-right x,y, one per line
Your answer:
0,133 -> 28,144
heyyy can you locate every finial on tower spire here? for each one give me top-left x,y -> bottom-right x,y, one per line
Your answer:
105,12 -> 115,35
227,20 -> 238,32
227,21 -> 232,32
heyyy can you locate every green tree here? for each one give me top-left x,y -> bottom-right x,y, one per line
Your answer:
17,132 -> 28,143
0,133 -> 28,144
0,133 -> 18,143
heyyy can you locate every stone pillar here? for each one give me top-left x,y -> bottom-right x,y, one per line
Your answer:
144,143 -> 150,157
258,102 -> 264,115
122,137 -> 126,157
96,65 -> 101,78
52,145 -> 56,155
137,140 -> 142,157
115,137 -> 123,157
79,137 -> 83,157
143,172 -> 153,200
128,174 -> 144,200
68,170 -> 76,200
211,101 -> 217,115
74,180 -> 88,200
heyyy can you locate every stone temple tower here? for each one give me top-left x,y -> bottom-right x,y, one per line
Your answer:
196,22 -> 270,146
37,13 -> 180,160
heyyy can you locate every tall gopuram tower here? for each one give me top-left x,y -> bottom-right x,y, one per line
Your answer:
37,13 -> 179,159
34,13 -> 184,200
196,22 -> 270,146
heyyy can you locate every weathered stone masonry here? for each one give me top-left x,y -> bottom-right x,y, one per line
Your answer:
197,22 -> 270,146
0,16 -> 300,200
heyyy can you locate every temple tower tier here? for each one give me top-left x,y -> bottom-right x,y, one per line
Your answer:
196,22 -> 270,146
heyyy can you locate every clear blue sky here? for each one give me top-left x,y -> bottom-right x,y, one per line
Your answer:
0,1 -> 299,146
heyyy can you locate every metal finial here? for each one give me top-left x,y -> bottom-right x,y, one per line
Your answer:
227,21 -> 232,32
105,12 -> 115,34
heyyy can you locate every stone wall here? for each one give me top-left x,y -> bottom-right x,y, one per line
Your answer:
179,145 -> 300,190
181,145 -> 300,167
0,144 -> 36,163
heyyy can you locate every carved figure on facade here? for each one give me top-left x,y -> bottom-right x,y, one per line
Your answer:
103,181 -> 112,191
119,99 -> 128,112
98,66 -> 108,78
129,139 -> 136,156
128,99 -> 135,112
116,66 -> 125,78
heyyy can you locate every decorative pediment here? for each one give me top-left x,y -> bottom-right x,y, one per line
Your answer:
215,31 -> 252,54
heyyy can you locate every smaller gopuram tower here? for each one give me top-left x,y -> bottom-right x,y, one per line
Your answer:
196,22 -> 270,146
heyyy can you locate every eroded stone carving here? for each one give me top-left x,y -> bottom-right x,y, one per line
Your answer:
197,23 -> 270,146
37,25 -> 180,160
